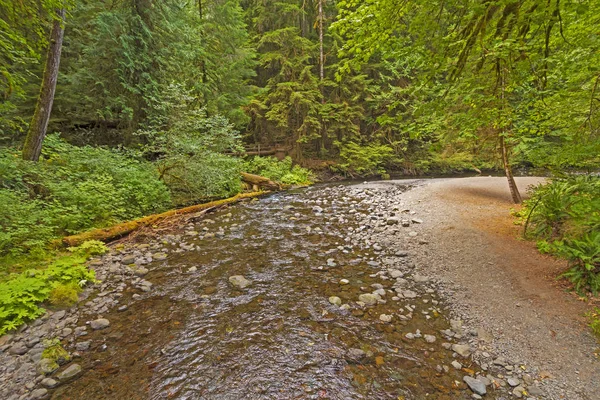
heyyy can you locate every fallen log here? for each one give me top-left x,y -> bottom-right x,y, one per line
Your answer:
58,191 -> 267,247
241,172 -> 281,191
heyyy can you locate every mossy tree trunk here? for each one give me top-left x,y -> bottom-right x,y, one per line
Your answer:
22,9 -> 66,161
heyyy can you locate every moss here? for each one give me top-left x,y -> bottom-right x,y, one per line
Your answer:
49,282 -> 81,307
42,338 -> 71,365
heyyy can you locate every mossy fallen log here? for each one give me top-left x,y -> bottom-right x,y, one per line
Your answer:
58,191 -> 268,247
241,172 -> 281,191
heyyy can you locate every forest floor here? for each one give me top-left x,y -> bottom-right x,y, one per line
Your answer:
360,177 -> 599,399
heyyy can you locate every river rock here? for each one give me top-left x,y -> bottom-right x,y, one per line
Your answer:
346,348 -> 367,363
424,334 -> 436,343
379,314 -> 392,322
452,344 -> 471,357
358,293 -> 380,305
37,358 -> 58,375
463,376 -> 486,396
90,318 -> 110,330
9,342 -> 28,355
121,255 -> 136,265
339,279 -> 349,285
41,378 -> 58,388
507,377 -> 520,387
57,363 -> 82,381
229,275 -> 252,289
328,296 -> 342,306
30,388 -> 48,399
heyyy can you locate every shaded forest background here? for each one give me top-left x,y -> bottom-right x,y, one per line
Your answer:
3,0 -> 598,175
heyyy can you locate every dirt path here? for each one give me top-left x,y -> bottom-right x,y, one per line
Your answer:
366,177 -> 599,399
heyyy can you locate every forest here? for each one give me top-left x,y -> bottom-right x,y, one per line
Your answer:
1,1 -> 599,336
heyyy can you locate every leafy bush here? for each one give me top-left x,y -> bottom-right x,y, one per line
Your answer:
243,156 -> 314,185
587,308 -> 600,339
0,136 -> 171,255
0,241 -> 102,334
333,141 -> 395,177
138,84 -> 245,204
520,175 -> 600,294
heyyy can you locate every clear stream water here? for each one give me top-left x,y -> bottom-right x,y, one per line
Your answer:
52,184 -> 484,400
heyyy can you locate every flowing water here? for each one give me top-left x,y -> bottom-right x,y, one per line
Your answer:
52,184 -> 483,399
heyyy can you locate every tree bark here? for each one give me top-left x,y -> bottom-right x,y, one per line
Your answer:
22,9 -> 66,161
500,135 -> 522,204
499,60 -> 522,204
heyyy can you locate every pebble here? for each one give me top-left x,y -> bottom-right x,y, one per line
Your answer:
424,334 -> 436,343
41,378 -> 58,388
451,360 -> 462,369
358,293 -> 380,305
228,275 -> 252,289
328,296 -> 342,306
339,279 -> 350,285
379,314 -> 392,322
8,342 -> 28,355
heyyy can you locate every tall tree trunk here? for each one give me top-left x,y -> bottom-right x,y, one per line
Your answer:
499,61 -> 522,204
318,0 -> 326,152
500,135 -> 522,204
22,9 -> 66,161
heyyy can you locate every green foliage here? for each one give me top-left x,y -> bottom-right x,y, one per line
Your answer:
0,242 -> 97,335
138,84 -> 244,204
587,308 -> 600,340
521,176 -> 600,294
334,141 -> 394,177
48,282 -> 81,307
0,135 -> 171,255
243,156 -> 313,185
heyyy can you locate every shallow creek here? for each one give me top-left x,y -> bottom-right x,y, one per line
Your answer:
52,183 -> 489,399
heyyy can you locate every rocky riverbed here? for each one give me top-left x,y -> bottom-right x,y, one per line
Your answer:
0,180 -> 593,399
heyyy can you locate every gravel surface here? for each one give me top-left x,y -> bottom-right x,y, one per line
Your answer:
359,176 -> 600,400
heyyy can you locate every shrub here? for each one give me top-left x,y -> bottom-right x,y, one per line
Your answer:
0,242 -> 98,334
333,141 -> 395,177
243,156 -> 313,185
0,136 -> 171,255
520,175 -> 600,294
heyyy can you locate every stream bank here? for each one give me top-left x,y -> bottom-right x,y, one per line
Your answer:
0,178 -> 597,399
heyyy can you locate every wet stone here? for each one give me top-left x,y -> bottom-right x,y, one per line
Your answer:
56,363 -> 82,381
463,376 -> 486,396
9,342 -> 28,355
228,275 -> 252,289
90,318 -> 110,330
29,388 -> 48,399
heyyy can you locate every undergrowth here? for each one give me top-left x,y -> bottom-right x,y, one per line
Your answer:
243,156 -> 314,185
518,175 -> 600,295
0,240 -> 107,335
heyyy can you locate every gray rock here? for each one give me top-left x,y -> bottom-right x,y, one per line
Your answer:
379,314 -> 392,322
411,218 -> 423,224
386,217 -> 400,225
452,344 -> 471,357
121,255 -> 136,264
9,342 -> 28,355
507,377 -> 520,387
29,388 -> 48,399
346,348 -> 366,363
37,358 -> 58,375
228,275 -> 252,289
90,318 -> 110,330
451,360 -> 462,369
528,385 -> 544,396
40,378 -> 58,388
512,386 -> 525,398
402,290 -> 418,298
75,341 -> 91,351
56,363 -> 82,381
358,293 -> 380,305
463,376 -> 486,396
